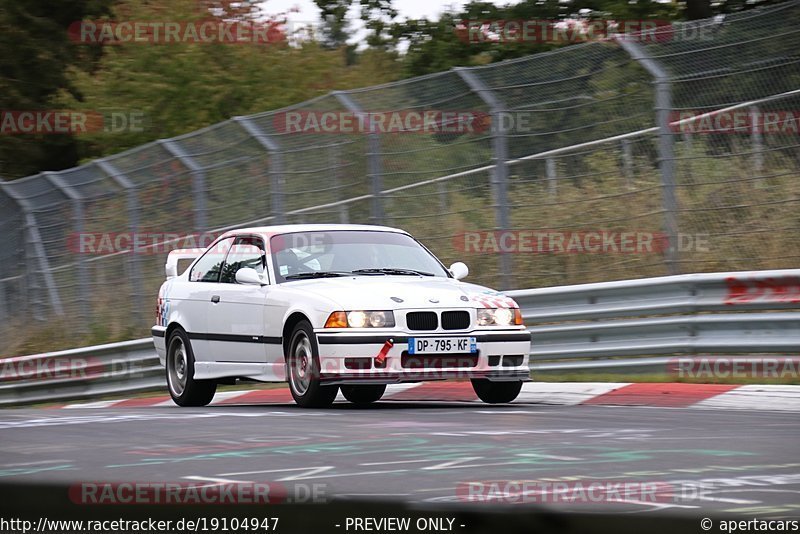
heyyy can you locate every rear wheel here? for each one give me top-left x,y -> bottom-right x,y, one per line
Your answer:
166,329 -> 216,407
287,321 -> 338,408
341,384 -> 386,405
471,379 -> 522,404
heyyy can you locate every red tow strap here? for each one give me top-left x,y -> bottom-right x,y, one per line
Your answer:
375,338 -> 394,366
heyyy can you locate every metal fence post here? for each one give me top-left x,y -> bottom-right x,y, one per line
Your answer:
617,37 -> 680,275
332,91 -> 385,225
682,132 -> 694,182
0,187 -> 18,323
329,142 -> 349,223
750,105 -> 764,173
96,159 -> 145,325
43,172 -> 90,328
455,67 -> 513,289
0,183 -> 63,319
546,158 -> 558,198
233,117 -> 285,224
621,139 -> 633,189
438,181 -> 449,213
159,139 -> 209,232
0,277 -> 6,324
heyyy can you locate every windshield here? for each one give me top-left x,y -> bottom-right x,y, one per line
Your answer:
270,230 -> 450,283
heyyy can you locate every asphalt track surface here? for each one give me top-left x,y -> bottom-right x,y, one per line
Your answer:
1,399 -> 799,520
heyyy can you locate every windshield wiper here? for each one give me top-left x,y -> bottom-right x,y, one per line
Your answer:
284,271 -> 350,279
351,268 -> 435,277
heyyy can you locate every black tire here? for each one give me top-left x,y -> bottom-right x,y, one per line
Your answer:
341,384 -> 386,405
166,329 -> 217,407
471,379 -> 522,404
287,321 -> 338,408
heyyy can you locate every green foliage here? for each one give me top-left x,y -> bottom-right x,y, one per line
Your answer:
63,0 -> 401,159
390,0 -> 679,77
0,0 -> 113,178
1,0 -> 402,177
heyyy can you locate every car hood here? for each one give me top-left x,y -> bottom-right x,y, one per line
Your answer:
285,276 -> 518,310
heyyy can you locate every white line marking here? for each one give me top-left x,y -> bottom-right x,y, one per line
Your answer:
183,476 -> 251,484
63,400 -> 122,409
421,457 -> 483,470
359,459 -> 432,466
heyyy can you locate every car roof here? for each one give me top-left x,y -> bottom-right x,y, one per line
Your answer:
220,223 -> 409,240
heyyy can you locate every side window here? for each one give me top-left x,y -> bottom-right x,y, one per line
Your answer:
220,236 -> 266,284
189,237 -> 234,282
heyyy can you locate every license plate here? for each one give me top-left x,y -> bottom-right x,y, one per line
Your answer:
408,337 -> 477,355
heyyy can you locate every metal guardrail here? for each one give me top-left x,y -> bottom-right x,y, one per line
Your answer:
0,339 -> 161,406
1,269 -> 798,406
508,268 -> 800,372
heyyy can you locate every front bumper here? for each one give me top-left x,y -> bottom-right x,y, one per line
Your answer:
314,330 -> 531,384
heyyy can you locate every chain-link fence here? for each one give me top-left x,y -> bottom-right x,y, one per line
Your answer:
2,2 -> 799,354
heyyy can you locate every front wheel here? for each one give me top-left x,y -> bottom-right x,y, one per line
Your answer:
287,321 -> 338,408
471,379 -> 522,404
341,384 -> 386,405
166,329 -> 216,407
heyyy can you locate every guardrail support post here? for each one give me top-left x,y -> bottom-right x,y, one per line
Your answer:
750,105 -> 764,173
0,183 -> 63,319
617,37 -> 680,275
159,139 -> 209,232
329,142 -> 349,223
546,158 -> 558,197
96,159 -> 146,325
233,117 -> 285,224
455,68 -> 513,289
621,139 -> 633,189
333,91 -> 385,225
44,172 -> 90,329
0,277 -> 7,324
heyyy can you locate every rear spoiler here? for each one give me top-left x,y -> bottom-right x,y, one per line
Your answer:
166,249 -> 203,279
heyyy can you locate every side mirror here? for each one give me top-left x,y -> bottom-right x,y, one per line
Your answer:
236,267 -> 266,286
449,262 -> 469,281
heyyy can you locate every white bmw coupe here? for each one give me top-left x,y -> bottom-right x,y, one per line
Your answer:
152,224 -> 531,408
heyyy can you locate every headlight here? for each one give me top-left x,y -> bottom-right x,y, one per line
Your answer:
325,311 -> 396,328
347,311 -> 368,328
477,308 -> 523,326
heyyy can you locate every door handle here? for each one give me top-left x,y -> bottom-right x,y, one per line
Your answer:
211,295 -> 220,303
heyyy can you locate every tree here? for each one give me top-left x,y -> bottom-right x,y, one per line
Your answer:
60,0 -> 402,162
0,0 -> 113,179
388,0 -> 787,77
314,0 -> 352,49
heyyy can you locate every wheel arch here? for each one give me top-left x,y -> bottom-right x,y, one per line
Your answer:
282,312 -> 311,357
165,321 -> 186,345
